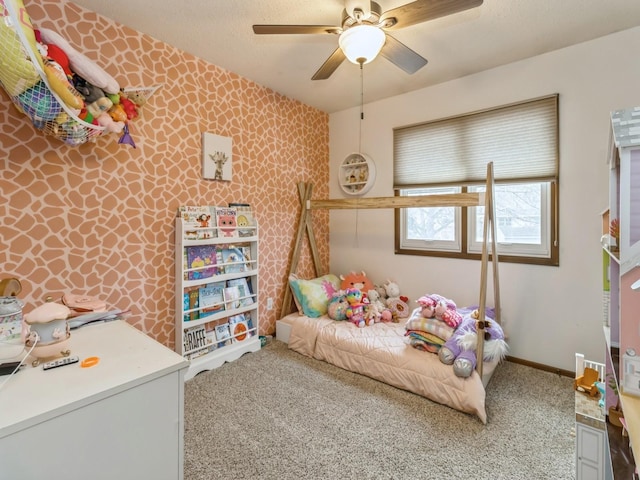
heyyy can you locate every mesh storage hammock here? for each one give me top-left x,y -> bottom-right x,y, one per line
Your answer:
0,0 -> 157,146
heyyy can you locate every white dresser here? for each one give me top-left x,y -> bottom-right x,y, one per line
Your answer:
0,320 -> 189,480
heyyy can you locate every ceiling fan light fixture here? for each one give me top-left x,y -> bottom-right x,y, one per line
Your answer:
338,25 -> 385,65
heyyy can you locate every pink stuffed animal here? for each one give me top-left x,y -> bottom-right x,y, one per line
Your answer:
417,294 -> 462,328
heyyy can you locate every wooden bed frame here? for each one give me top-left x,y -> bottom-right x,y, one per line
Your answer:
281,162 -> 501,377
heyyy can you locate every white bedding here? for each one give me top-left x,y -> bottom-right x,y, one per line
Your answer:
279,313 -> 497,424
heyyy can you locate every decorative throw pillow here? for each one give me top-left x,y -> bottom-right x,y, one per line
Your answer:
288,274 -> 340,318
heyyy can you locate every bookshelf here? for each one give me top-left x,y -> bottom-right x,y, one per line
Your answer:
175,207 -> 260,380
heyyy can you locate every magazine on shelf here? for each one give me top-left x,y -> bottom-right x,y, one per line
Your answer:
178,205 -> 217,239
214,322 -> 232,347
228,203 -> 256,238
186,244 -> 219,280
228,314 -> 249,342
215,206 -> 238,238
227,277 -> 253,307
199,281 -> 225,318
223,285 -> 241,310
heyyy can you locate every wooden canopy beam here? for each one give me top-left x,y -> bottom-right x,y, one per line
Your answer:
308,192 -> 483,210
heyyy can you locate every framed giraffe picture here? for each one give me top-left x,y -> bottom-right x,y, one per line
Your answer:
202,132 -> 232,181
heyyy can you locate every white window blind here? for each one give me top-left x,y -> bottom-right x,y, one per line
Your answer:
393,95 -> 558,188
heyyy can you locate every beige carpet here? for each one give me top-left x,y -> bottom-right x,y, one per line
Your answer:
184,340 -> 575,480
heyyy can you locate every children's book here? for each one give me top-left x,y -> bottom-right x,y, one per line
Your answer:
245,314 -> 255,337
241,246 -> 253,271
183,325 -> 208,353
186,245 -> 219,280
199,281 -> 225,317
215,207 -> 238,238
228,314 -> 249,342
229,203 -> 256,238
178,205 -> 217,239
184,287 -> 199,321
220,247 -> 247,274
227,277 -> 253,307
215,322 -> 232,348
223,285 -> 241,310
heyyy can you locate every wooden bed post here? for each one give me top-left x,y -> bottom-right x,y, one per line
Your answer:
280,182 -> 324,319
475,162 -> 500,378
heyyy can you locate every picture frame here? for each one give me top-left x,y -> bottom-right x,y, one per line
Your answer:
202,132 -> 232,181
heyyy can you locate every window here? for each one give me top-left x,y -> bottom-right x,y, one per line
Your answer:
394,95 -> 559,266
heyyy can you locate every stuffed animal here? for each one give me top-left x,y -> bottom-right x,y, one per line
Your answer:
383,280 -> 410,322
362,294 -> 382,323
417,294 -> 463,328
344,288 -> 372,327
39,27 -> 120,94
438,309 -> 508,378
367,289 -> 386,319
340,271 -> 374,294
327,290 -> 349,321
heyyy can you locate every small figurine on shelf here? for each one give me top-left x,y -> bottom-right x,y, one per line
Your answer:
610,218 -> 620,252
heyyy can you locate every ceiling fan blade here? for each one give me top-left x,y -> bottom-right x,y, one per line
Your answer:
381,0 -> 483,31
379,34 -> 428,74
312,47 -> 346,80
253,25 -> 341,35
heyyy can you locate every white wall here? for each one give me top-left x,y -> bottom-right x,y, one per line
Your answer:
328,27 -> 640,372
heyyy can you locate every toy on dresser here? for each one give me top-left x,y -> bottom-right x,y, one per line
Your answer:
23,299 -> 72,366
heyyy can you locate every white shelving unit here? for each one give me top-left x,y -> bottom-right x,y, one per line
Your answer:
339,152 -> 376,196
175,214 -> 260,380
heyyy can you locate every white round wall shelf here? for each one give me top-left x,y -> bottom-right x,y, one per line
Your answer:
338,153 -> 376,196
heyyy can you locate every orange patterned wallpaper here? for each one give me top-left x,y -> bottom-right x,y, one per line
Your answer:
0,0 -> 329,348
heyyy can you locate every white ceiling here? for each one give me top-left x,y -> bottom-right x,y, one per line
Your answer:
70,0 -> 640,113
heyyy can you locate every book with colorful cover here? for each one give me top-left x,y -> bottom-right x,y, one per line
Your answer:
215,322 -> 232,347
186,244 -> 219,280
229,203 -> 256,238
220,247 -> 247,274
178,205 -> 217,240
228,314 -> 249,342
199,282 -> 225,317
227,277 -> 253,307
184,287 -> 199,321
223,285 -> 241,310
215,207 -> 238,238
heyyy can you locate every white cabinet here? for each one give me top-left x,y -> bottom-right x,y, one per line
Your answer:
339,152 -> 376,195
0,320 -> 188,480
576,421 -> 606,480
175,212 -> 261,380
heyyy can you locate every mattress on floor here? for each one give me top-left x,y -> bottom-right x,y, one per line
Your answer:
279,313 -> 497,424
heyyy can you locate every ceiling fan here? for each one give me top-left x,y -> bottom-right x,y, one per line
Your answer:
253,0 -> 483,80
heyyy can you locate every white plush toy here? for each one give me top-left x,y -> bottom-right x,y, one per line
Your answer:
39,27 -> 120,95
383,280 -> 410,322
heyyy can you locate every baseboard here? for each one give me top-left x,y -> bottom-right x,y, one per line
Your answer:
505,355 -> 573,378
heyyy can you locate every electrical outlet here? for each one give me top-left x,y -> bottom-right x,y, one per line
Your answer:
267,298 -> 273,310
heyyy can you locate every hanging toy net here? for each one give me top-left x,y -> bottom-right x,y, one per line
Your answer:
0,0 -> 157,146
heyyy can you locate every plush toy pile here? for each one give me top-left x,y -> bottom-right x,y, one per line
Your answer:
327,272 -> 410,327
405,295 -> 508,377
0,0 -> 151,146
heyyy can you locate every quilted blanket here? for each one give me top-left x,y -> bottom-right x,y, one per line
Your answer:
287,314 -> 497,424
